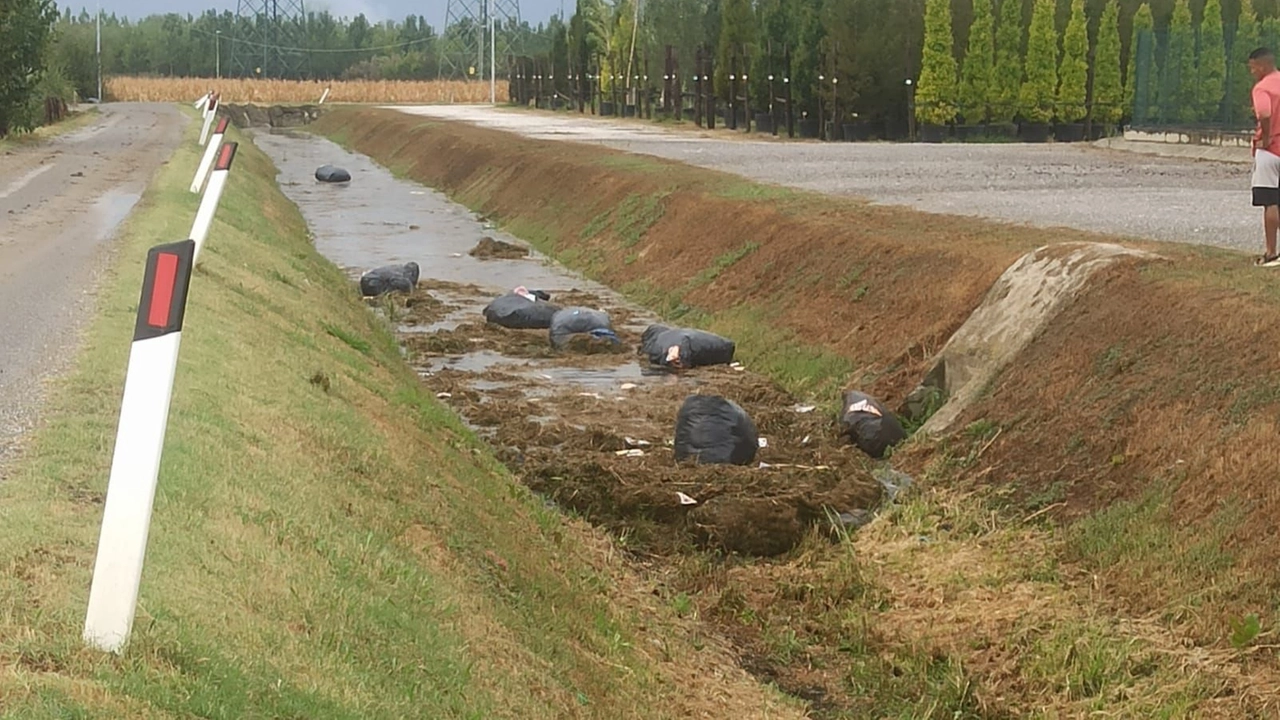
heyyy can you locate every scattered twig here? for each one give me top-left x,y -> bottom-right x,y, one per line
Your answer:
1022,501 -> 1067,524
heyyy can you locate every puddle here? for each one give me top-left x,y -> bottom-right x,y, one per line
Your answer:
90,189 -> 142,242
256,130 -> 887,558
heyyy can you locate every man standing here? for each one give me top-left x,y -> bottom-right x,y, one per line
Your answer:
1249,47 -> 1280,266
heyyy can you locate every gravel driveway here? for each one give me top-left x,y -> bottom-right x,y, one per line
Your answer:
392,105 -> 1257,252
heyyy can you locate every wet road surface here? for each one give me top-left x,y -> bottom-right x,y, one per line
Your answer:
393,105 -> 1261,253
0,103 -> 186,467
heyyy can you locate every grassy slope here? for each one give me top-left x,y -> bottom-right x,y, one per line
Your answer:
314,107 -> 1280,717
0,117 -> 801,718
0,108 -> 100,150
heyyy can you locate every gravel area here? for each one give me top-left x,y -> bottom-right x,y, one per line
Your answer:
392,105 -> 1259,252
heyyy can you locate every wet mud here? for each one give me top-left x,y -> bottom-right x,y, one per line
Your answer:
256,129 -> 883,558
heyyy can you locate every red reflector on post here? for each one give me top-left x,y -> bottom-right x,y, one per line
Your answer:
214,117 -> 229,134
214,142 -> 238,171
132,240 -> 195,342
147,253 -> 179,328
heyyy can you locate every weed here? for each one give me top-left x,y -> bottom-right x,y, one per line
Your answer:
322,323 -> 372,354
685,241 -> 760,290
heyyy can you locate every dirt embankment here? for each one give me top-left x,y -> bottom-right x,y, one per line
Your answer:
315,107 -> 1280,693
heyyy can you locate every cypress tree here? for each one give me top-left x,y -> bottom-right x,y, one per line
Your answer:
1230,0 -> 1260,127
1197,0 -> 1226,123
1019,0 -> 1057,124
715,0 -> 754,102
1263,16 -> 1280,55
1092,0 -> 1123,125
990,0 -> 1023,123
1127,3 -> 1156,123
959,0 -> 994,124
1160,0 -> 1196,124
1056,0 -> 1087,122
916,0 -> 958,125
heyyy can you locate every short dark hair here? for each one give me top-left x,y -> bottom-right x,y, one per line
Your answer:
1250,47 -> 1274,61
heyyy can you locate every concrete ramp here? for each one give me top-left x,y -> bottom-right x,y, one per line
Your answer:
914,242 -> 1158,435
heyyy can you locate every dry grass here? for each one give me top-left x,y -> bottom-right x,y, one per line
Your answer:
106,75 -> 508,104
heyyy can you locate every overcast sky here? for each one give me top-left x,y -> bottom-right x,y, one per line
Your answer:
90,0 -> 564,28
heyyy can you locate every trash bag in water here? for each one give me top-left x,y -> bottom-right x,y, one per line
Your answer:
315,165 -> 352,183
839,390 -> 907,459
641,324 -> 736,368
674,395 -> 759,466
359,262 -> 420,297
483,286 -> 562,329
549,307 -> 615,349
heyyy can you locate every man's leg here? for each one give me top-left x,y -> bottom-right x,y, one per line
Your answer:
1267,205 -> 1279,259
1252,150 -> 1280,263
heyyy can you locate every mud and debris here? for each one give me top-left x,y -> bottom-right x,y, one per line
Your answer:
469,236 -> 529,259
389,279 -> 883,557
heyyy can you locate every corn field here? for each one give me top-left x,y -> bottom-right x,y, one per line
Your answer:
105,77 -> 508,104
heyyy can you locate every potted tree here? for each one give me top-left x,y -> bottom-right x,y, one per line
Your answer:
987,0 -> 1023,140
1055,0 -> 1088,142
1018,0 -> 1058,142
957,0 -> 994,141
1090,0 -> 1124,139
916,0 -> 959,142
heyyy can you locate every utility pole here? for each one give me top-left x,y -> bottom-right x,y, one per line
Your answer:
489,0 -> 496,104
215,30 -> 221,78
96,0 -> 102,102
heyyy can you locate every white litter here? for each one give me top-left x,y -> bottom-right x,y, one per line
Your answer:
620,383 -> 638,390
624,437 -> 652,448
578,392 -> 602,400
436,392 -> 452,399
410,190 -> 425,195
801,435 -> 811,445
677,491 -> 698,506
792,405 -> 816,413
757,438 -> 769,448
730,362 -> 746,372
615,449 -> 646,457
450,253 -> 463,258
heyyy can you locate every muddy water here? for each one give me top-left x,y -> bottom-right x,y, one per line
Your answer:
253,128 -> 669,390
254,129 -> 886,559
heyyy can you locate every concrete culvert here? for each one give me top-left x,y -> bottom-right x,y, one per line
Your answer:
839,390 -> 907,459
674,395 -> 759,466
640,324 -> 736,369
483,286 -> 562,329
549,307 -> 617,349
359,262 -> 419,297
315,164 -> 351,183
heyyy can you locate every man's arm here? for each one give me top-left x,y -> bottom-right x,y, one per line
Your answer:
1255,87 -> 1272,153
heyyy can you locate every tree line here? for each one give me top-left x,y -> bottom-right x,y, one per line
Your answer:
7,0 -> 1280,139
916,0 -> 1272,132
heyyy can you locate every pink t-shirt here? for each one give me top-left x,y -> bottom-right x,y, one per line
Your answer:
1253,71 -> 1280,156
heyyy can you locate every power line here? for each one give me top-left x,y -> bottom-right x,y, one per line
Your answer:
189,24 -> 435,54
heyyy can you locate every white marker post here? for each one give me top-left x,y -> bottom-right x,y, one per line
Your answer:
193,91 -> 210,114
190,142 -> 238,262
318,87 -> 331,105
197,93 -> 220,147
189,116 -> 230,194
83,239 -> 197,654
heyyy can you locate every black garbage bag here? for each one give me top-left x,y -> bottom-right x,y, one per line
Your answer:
549,307 -> 617,348
315,165 -> 352,183
641,324 -> 736,368
483,288 -> 562,329
839,390 -> 907,459
674,395 -> 759,466
359,262 -> 420,296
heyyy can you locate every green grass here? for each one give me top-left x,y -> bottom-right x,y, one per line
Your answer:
684,241 -> 760,290
0,115 -> 791,719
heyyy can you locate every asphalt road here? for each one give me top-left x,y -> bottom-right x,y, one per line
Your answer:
0,103 -> 186,468
394,106 -> 1259,252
